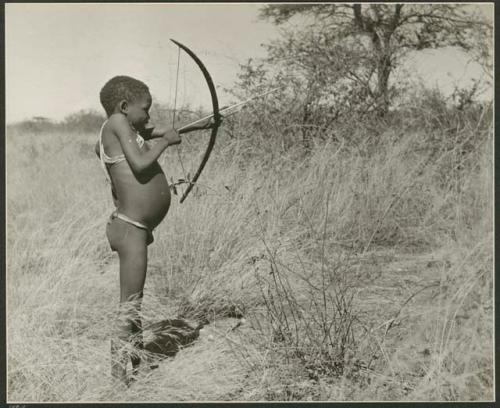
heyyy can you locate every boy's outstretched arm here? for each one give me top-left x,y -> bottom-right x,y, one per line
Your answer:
142,116 -> 219,139
112,115 -> 180,174
178,116 -> 221,134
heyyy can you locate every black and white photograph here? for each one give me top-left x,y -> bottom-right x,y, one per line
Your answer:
5,2 -> 494,403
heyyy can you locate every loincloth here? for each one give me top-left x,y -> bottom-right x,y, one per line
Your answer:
109,210 -> 154,245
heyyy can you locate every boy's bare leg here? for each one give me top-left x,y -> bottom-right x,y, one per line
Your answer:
114,295 -> 143,384
126,294 -> 144,381
107,219 -> 148,385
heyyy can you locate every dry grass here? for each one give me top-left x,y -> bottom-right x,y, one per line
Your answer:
6,102 -> 493,402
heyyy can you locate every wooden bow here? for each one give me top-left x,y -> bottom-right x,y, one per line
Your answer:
170,39 -> 221,203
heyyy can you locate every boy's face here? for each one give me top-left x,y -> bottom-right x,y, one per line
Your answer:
125,92 -> 152,131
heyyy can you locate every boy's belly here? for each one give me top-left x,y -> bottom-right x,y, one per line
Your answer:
110,163 -> 171,229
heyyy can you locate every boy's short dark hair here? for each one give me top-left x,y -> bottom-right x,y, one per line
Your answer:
100,76 -> 150,117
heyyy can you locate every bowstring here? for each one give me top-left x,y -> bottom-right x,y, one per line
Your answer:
172,46 -> 188,195
172,47 -> 180,128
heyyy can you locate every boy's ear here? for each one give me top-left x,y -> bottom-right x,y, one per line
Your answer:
119,100 -> 129,113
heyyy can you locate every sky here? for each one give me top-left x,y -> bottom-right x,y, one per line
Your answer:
5,3 -> 493,123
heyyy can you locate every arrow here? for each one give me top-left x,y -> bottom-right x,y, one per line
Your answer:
177,86 -> 282,132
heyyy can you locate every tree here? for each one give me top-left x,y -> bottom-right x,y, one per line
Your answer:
258,4 -> 492,117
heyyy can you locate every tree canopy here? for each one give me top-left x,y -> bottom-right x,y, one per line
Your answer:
238,4 -> 492,124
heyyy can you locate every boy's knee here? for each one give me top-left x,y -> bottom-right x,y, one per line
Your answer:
119,249 -> 147,278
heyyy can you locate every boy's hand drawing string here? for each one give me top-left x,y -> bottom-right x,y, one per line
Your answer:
170,39 -> 221,204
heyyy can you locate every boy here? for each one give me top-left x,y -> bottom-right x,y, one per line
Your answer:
96,75 -> 215,386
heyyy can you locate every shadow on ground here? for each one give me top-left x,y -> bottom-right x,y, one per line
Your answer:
143,318 -> 206,364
